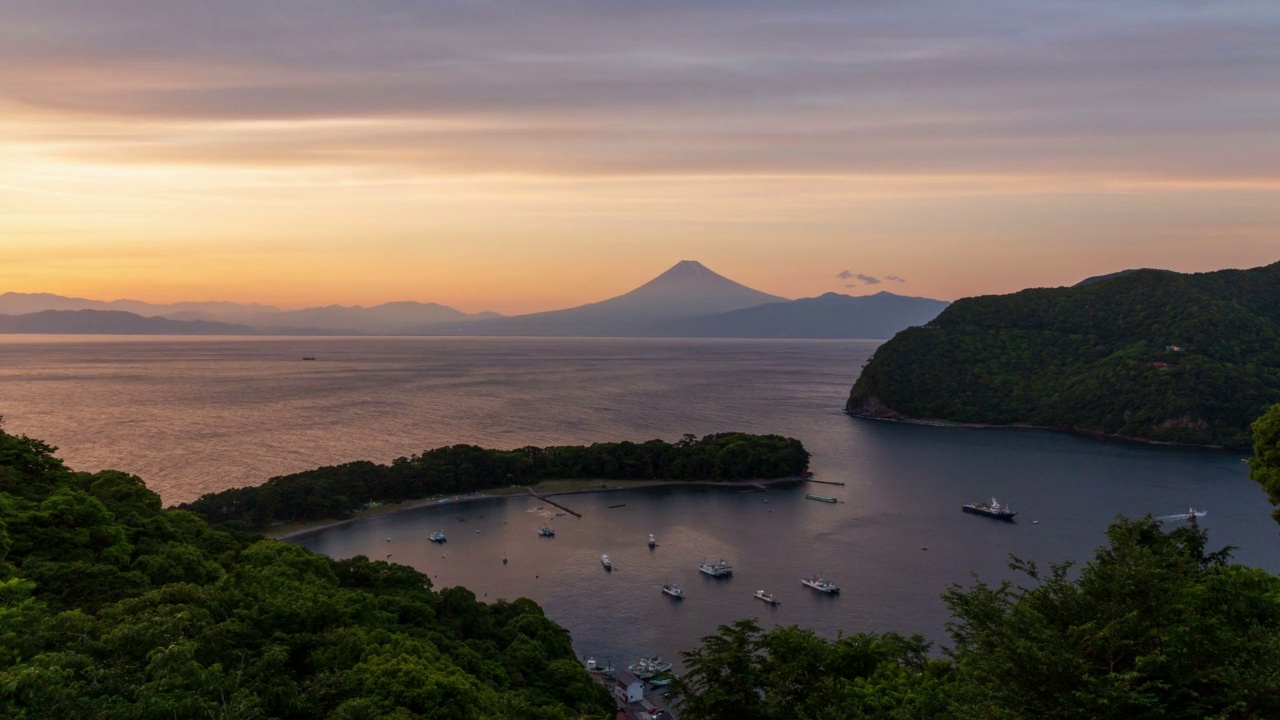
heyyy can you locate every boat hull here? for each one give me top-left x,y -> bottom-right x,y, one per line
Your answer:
962,505 -> 1017,521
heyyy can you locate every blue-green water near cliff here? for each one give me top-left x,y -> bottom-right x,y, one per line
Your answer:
2,335 -> 1274,667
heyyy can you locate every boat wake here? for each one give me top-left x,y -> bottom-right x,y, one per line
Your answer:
1156,508 -> 1207,522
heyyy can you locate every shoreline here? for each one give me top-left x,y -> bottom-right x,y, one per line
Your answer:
269,475 -> 808,541
844,410 -> 1236,452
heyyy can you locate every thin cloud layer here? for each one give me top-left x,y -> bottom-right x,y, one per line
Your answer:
1,1 -> 1277,180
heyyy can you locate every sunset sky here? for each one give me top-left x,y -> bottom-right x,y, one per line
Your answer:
2,1 -> 1277,314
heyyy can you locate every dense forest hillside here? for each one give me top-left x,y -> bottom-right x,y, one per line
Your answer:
847,261 -> 1280,447
0,427 -> 613,718
182,433 -> 810,530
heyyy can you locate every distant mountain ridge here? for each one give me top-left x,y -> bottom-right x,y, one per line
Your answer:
0,293 -> 500,334
418,260 -> 791,336
847,261 -> 1280,448
659,291 -> 948,339
2,261 -> 948,338
0,310 -> 259,335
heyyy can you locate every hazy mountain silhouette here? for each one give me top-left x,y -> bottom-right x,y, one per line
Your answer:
0,310 -> 259,335
2,262 -> 946,338
0,293 -> 499,334
657,291 -> 948,339
0,292 -> 279,322
419,260 -> 788,336
265,302 -> 501,334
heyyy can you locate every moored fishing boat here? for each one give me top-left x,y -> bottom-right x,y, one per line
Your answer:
801,575 -> 839,594
699,559 -> 733,577
428,531 -> 447,543
601,554 -> 612,570
661,583 -> 684,599
754,589 -> 780,605
537,525 -> 555,537
962,497 -> 1017,521
628,656 -> 673,679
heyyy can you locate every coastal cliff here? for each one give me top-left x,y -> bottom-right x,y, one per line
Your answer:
847,261 -> 1280,448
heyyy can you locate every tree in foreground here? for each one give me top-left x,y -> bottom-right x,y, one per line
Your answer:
1250,403 -> 1280,527
676,517 -> 1280,719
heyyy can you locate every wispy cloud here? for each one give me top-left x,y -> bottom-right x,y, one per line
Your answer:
886,275 -> 906,282
0,1 -> 1274,181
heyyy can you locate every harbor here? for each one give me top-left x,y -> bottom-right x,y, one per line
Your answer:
588,659 -> 680,720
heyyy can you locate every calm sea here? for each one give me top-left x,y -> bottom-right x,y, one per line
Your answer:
2,335 -> 1276,663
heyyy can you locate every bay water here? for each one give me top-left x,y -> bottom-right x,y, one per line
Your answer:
2,335 -> 1274,666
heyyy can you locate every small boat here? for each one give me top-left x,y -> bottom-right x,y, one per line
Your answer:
584,657 -> 614,674
801,575 -> 840,594
648,533 -> 657,549
502,553 -> 508,565
662,583 -> 684,599
555,511 -> 566,517
699,559 -> 733,577
649,673 -> 675,687
301,356 -> 317,361
428,531 -> 447,543
1158,508 -> 1208,523
805,493 -> 837,503
537,525 -> 555,537
962,497 -> 1017,521
601,554 -> 612,570
628,656 -> 673,679
754,589 -> 780,605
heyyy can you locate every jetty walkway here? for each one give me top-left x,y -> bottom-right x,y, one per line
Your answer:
526,487 -> 582,518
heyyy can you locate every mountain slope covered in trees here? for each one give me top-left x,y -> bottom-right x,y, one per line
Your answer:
847,261 -> 1280,448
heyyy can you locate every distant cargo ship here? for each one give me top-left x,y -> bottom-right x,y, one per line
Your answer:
962,497 -> 1017,521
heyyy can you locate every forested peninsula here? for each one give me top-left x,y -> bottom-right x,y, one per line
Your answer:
182,433 -> 810,530
847,261 -> 1280,448
0,427 -> 614,718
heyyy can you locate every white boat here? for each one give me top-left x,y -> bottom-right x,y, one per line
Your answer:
648,533 -> 657,549
502,553 -> 508,565
699,559 -> 733,577
628,656 -> 673,679
1158,507 -> 1208,522
428,531 -> 447,543
802,575 -> 839,594
584,656 -> 613,674
601,554 -> 612,570
662,583 -> 684,599
538,525 -> 555,537
754,589 -> 779,605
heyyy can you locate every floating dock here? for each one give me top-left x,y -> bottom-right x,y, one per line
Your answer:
527,488 -> 582,518
807,479 -> 846,486
805,493 -> 838,503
